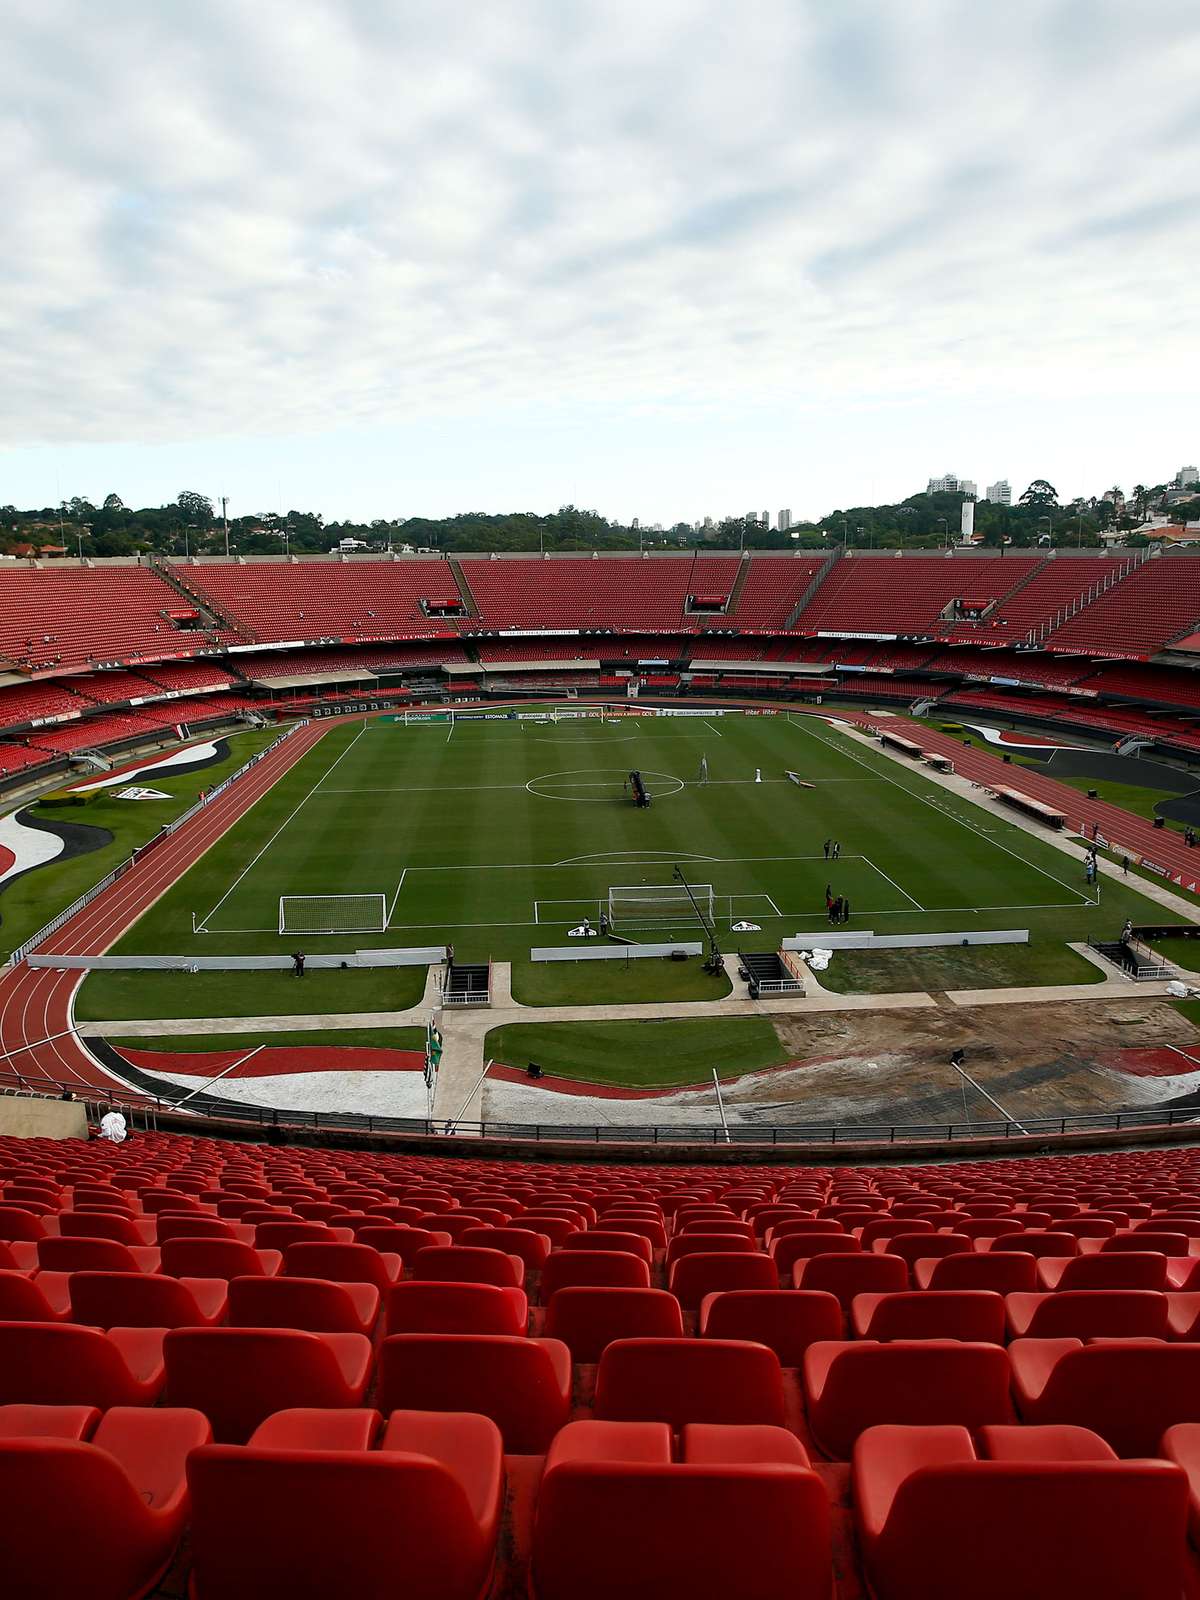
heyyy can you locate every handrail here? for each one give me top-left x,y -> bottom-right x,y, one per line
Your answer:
14,1062 -> 1200,1152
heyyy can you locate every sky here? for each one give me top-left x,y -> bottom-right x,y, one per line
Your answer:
2,0 -> 1199,526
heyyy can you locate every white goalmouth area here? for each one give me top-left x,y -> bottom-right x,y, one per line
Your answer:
607,882 -> 715,930
278,892 -> 388,936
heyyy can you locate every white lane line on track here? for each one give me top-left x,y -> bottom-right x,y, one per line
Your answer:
0,723 -> 330,1096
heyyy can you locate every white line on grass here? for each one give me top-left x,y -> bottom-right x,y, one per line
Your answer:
797,720 -> 1093,908
386,869 -> 408,927
703,720 -> 724,737
861,854 -> 925,911
196,723 -> 369,931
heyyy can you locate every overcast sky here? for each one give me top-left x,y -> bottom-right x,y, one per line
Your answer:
2,0 -> 1198,524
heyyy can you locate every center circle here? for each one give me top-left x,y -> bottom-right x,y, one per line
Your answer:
527,768 -> 686,803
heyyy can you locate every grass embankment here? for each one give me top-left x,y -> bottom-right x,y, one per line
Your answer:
815,942 -> 1105,995
75,965 -> 427,1023
0,728 -> 281,963
485,1017 -> 787,1088
106,1026 -> 426,1053
510,957 -> 731,1007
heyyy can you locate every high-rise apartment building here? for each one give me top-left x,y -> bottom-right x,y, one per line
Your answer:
778,509 -> 792,531
927,473 -> 977,497
985,480 -> 1012,504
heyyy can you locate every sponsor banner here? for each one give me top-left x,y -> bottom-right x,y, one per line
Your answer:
117,786 -> 170,801
988,676 -> 1022,687
30,712 -> 81,727
496,628 -> 582,638
817,630 -> 897,642
1139,858 -> 1170,878
651,707 -> 724,717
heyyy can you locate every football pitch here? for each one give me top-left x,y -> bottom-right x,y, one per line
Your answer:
106,708 -> 1124,966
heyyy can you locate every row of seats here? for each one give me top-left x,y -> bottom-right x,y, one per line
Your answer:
5,1326 -> 1200,1598
5,1309 -> 1200,1460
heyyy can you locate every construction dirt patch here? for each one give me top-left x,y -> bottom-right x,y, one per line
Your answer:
756,998 -> 1200,1125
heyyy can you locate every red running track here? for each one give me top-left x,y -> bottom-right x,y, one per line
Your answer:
0,721 -> 329,1102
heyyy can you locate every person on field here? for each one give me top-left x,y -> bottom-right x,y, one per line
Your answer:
823,839 -> 831,860
832,840 -> 841,860
292,951 -> 306,978
829,896 -> 843,923
841,897 -> 851,922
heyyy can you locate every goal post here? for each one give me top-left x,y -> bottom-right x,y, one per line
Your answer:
278,893 -> 388,936
607,883 -> 715,930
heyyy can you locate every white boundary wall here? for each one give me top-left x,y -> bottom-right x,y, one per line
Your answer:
29,945 -> 444,971
783,929 -> 1028,952
531,942 -> 703,962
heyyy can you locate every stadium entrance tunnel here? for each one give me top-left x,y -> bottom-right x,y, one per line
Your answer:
527,769 -> 685,803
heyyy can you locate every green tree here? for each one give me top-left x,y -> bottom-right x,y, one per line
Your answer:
1019,480 -> 1059,509
177,490 -> 213,526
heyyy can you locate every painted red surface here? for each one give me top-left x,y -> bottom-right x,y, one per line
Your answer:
1099,1046 -> 1200,1078
116,1044 -> 426,1078
0,845 -> 14,878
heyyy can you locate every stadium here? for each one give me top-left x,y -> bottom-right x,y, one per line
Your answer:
5,547 -> 1200,1595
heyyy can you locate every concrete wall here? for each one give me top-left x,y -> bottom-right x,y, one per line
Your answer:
0,1097 -> 88,1140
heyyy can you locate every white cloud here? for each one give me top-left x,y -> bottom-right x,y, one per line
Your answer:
1,0 -> 1199,519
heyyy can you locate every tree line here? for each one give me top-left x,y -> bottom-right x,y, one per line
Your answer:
1,481 -> 1195,560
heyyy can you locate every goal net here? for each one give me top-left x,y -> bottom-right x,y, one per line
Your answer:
278,893 -> 388,935
607,883 -> 714,930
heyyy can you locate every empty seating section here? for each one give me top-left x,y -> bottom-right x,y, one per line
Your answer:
1049,554 -> 1200,657
726,555 -> 826,627
7,1131 -> 1200,1592
952,556 -> 1119,641
0,679 -> 92,731
796,554 -> 1039,636
172,559 -> 459,643
460,556 -> 701,629
0,567 -> 194,670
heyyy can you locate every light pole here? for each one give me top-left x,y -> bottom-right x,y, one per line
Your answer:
1076,512 -> 1085,547
221,496 -> 230,557
1039,515 -> 1052,546
936,516 -> 948,547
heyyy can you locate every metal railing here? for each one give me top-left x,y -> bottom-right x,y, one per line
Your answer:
16,1062 -> 1199,1151
5,723 -> 301,967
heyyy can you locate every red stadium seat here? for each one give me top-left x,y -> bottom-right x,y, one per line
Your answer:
803,1341 -> 1012,1459
853,1423 -> 1188,1600
0,1405 -> 212,1600
544,1287 -> 684,1362
284,1239 -> 402,1289
595,1338 -> 786,1428
698,1289 -> 843,1364
667,1251 -> 776,1310
68,1270 -> 228,1329
378,1333 -> 571,1452
1004,1290 -> 1170,1340
0,1322 -> 166,1407
385,1281 -> 528,1337
851,1291 -> 1006,1343
531,1419 -> 831,1600
187,1408 -> 503,1600
1009,1338 -> 1200,1455
163,1327 -> 372,1442
227,1274 -> 379,1335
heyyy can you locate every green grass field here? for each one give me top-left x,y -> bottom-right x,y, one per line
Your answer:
90,708 -> 1185,989
0,728 -> 281,963
106,1026 -> 425,1053
485,1017 -> 787,1087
